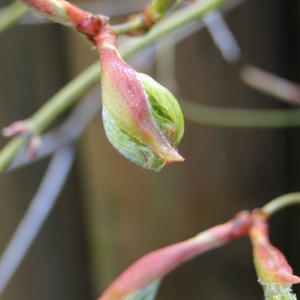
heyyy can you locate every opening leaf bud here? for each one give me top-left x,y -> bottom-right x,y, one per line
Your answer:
249,212 -> 300,298
97,27 -> 184,171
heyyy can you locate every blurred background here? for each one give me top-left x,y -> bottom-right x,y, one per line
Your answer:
0,0 -> 299,299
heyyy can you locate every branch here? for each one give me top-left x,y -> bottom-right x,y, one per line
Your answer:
0,62 -> 100,174
0,1 -> 28,35
262,192 -> 300,216
241,65 -> 300,106
19,0 -> 108,38
0,145 -> 75,297
7,87 -> 101,171
180,98 -> 300,128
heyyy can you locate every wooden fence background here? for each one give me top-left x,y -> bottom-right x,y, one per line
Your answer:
0,0 -> 299,299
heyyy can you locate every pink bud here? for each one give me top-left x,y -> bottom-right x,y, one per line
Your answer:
96,26 -> 184,171
249,211 -> 300,286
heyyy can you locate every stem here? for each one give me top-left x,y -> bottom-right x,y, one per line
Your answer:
112,18 -> 146,36
120,0 -> 227,56
180,98 -> 300,128
28,64 -> 100,134
262,192 -> 300,216
144,0 -> 182,25
241,65 -> 300,106
0,0 -> 228,174
0,1 -> 28,35
0,63 -> 99,174
20,0 -> 108,37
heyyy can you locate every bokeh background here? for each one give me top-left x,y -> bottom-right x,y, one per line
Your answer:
0,0 -> 299,299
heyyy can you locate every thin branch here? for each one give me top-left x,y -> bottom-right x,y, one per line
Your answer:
180,98 -> 300,128
0,62 -> 101,174
113,0 -> 184,35
203,10 -> 241,63
8,86 -> 101,171
241,65 -> 300,106
16,0 -> 150,26
19,0 -> 108,38
0,145 -> 75,297
119,0 -> 227,56
112,18 -> 146,36
0,1 -> 28,35
262,192 -> 300,216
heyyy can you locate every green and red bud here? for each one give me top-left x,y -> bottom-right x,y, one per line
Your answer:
97,27 -> 184,171
249,211 -> 300,298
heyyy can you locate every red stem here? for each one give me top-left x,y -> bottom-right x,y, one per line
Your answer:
21,0 -> 108,38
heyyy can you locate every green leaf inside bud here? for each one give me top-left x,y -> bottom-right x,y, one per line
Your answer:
103,107 -> 167,171
137,73 -> 184,147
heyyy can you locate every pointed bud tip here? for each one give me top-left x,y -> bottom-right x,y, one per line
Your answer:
165,152 -> 184,164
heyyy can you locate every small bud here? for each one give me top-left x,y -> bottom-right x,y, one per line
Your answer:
2,121 -> 28,137
2,120 -> 41,160
249,211 -> 300,298
97,27 -> 184,171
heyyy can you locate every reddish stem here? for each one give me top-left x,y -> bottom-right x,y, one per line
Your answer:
21,0 -> 108,39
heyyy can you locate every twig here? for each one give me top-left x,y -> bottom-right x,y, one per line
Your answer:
241,65 -> 300,106
0,145 -> 75,297
203,10 -> 241,63
262,192 -> 300,216
8,86 -> 101,171
0,1 -> 28,35
180,98 -> 300,128
19,0 -> 108,38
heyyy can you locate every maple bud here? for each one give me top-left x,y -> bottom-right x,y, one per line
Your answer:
97,27 -> 184,171
249,211 -> 300,299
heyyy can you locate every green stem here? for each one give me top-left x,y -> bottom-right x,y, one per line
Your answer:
180,99 -> 300,128
0,0 -> 228,174
262,192 -> 300,216
112,0 -> 184,35
28,63 -> 100,134
112,18 -> 146,36
120,0 -> 227,57
145,0 -> 182,23
0,1 -> 28,35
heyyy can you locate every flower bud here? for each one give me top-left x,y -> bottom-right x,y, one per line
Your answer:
97,27 -> 184,171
